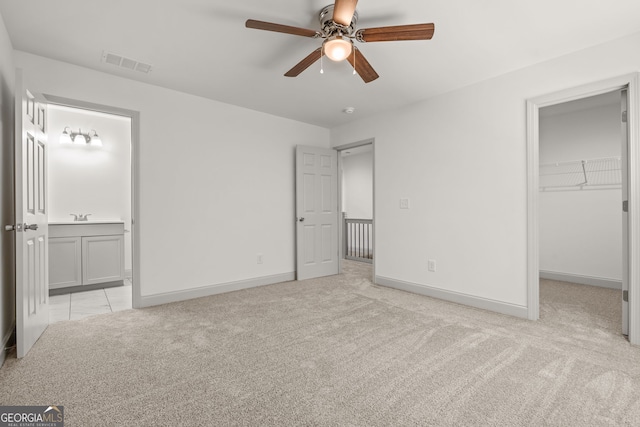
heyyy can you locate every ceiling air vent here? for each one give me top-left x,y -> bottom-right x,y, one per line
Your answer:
101,51 -> 152,74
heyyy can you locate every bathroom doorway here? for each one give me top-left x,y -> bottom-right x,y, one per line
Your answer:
45,98 -> 137,322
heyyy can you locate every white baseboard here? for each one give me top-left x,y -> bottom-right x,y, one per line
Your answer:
375,276 -> 528,319
138,272 -> 295,308
539,270 -> 622,290
1,322 -> 15,368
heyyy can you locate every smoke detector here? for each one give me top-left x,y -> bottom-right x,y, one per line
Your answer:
343,107 -> 355,114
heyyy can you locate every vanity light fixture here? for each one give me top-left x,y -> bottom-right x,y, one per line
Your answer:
60,127 -> 102,146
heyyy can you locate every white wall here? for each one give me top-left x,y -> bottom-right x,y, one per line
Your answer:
11,27 -> 640,319
342,151 -> 373,219
48,105 -> 133,273
14,51 -> 330,300
331,31 -> 640,315
539,101 -> 622,282
0,13 -> 15,363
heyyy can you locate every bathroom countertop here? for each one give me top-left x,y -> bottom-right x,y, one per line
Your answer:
49,220 -> 125,225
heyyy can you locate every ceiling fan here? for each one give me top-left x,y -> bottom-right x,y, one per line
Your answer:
245,0 -> 435,83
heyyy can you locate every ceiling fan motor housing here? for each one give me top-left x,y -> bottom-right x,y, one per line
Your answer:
319,5 -> 358,36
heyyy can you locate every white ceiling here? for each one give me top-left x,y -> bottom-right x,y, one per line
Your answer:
1,0 -> 640,129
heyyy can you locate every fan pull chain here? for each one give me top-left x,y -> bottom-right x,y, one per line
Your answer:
352,46 -> 357,75
320,45 -> 324,74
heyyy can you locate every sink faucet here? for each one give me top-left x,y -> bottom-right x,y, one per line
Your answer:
70,214 -> 92,222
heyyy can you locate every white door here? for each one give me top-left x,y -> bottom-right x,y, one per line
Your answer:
14,70 -> 49,357
295,145 -> 339,280
621,88 -> 629,335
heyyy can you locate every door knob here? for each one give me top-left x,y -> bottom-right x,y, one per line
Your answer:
4,223 -> 37,232
298,217 -> 305,222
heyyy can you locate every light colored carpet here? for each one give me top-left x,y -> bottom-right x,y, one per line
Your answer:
2,262 -> 640,426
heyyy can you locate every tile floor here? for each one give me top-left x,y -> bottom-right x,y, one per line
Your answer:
49,278 -> 133,323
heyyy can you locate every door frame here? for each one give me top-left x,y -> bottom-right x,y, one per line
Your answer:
334,138 -> 375,278
526,73 -> 640,344
43,94 -> 142,309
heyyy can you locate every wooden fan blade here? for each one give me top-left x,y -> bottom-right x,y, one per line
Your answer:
285,48 -> 324,77
333,0 -> 358,27
357,23 -> 435,42
245,19 -> 319,38
346,48 -> 379,83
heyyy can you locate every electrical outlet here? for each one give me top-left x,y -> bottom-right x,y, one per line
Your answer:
257,254 -> 263,264
428,259 -> 436,272
400,198 -> 410,209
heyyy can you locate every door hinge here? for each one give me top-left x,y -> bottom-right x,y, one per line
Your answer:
622,111 -> 628,123
623,200 -> 629,213
623,290 -> 629,302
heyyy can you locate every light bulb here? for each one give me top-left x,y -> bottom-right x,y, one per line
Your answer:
73,133 -> 86,144
90,132 -> 102,146
59,129 -> 72,144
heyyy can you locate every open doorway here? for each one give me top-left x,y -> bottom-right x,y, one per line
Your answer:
336,140 -> 374,278
45,102 -> 134,322
526,73 -> 640,343
538,90 -> 623,334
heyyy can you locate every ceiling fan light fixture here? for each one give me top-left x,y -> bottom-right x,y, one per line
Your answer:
323,36 -> 352,62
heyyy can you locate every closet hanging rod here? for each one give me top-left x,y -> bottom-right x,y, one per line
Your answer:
540,156 -> 621,167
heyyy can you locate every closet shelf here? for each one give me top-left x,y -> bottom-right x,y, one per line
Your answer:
539,156 -> 621,191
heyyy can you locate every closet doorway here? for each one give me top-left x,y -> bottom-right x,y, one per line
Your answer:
526,73 -> 640,343
538,90 -> 624,334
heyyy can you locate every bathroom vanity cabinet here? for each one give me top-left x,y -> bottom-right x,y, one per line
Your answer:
49,221 -> 125,290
